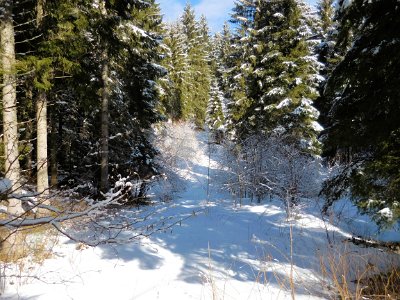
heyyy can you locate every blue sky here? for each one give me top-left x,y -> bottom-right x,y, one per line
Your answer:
158,0 -> 319,33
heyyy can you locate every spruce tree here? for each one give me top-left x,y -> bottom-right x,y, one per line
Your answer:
110,0 -> 165,190
321,0 -> 400,224
181,4 -> 211,127
159,22 -> 190,120
225,0 -> 256,140
314,0 -> 339,130
211,22 -> 232,120
240,0 -> 322,152
17,0 -> 92,193
160,4 -> 212,128
206,78 -> 225,132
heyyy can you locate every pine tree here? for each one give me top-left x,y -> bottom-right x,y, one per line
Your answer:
321,0 -> 400,224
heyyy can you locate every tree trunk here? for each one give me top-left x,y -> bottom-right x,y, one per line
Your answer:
1,0 -> 23,215
36,0 -> 45,26
0,0 -> 26,260
99,0 -> 109,193
100,53 -> 110,193
36,90 -> 49,198
50,108 -> 58,187
24,86 -> 34,179
35,0 -> 50,216
25,119 -> 33,179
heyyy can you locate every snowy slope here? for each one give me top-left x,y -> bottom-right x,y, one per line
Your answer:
2,129 -> 399,300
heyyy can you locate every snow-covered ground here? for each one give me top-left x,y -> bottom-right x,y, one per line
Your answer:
2,129 -> 399,299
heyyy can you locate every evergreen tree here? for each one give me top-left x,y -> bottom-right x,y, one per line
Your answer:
314,0 -> 339,130
159,22 -> 190,120
230,0 -> 256,34
211,22 -> 232,119
319,0 -> 335,35
212,23 -> 230,81
160,4 -> 212,127
181,4 -> 211,127
16,0 -> 95,191
206,78 -> 225,132
239,0 -> 322,153
225,0 -> 256,140
321,0 -> 400,224
109,0 -> 165,191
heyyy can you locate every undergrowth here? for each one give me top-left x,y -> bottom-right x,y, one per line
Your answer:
319,242 -> 400,299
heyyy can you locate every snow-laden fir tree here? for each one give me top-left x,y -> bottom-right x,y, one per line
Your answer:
224,0 -> 256,140
212,23 -> 233,92
206,78 -> 225,132
95,0 -> 165,195
209,23 -> 234,126
239,0 -> 322,153
180,4 -> 212,127
160,4 -> 212,128
158,22 -> 190,120
314,0 -> 340,130
321,0 -> 400,224
230,0 -> 257,34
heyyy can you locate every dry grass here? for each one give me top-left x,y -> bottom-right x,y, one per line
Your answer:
0,223 -> 58,264
319,242 -> 400,299
359,267 -> 400,299
0,224 -> 59,295
0,194 -> 86,261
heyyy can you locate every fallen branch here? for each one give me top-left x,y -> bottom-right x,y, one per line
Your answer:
346,236 -> 400,254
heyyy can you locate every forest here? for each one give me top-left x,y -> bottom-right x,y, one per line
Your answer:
0,0 -> 399,299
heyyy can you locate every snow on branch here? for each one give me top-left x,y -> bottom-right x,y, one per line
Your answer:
0,176 -> 199,246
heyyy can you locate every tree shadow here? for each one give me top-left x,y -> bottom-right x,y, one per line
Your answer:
96,193 -> 351,298
99,241 -> 164,270
96,131 -> 398,298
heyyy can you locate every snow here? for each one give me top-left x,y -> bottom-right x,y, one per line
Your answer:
272,13 -> 284,19
311,121 -> 324,132
276,98 -> 291,109
310,74 -> 325,83
2,126 -> 399,299
379,207 -> 393,220
0,178 -> 11,193
126,23 -> 150,39
266,87 -> 285,97
294,77 -> 302,85
236,16 -> 248,23
371,46 -> 380,55
262,51 -> 280,63
341,0 -> 353,10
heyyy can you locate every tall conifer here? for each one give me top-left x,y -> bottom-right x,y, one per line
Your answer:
322,0 -> 400,223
